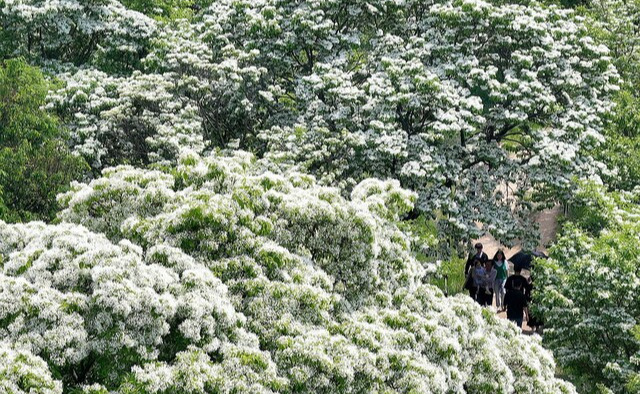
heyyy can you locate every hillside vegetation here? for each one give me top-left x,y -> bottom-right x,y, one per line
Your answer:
0,0 -> 638,392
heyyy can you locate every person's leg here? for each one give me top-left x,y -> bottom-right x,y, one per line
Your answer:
508,317 -> 523,328
478,289 -> 486,305
497,280 -> 506,310
479,288 -> 486,305
470,286 -> 479,303
481,289 -> 493,306
493,281 -> 501,309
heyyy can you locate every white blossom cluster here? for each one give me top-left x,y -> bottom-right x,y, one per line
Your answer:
47,68 -> 205,169
1,0 -> 155,70
59,150 -> 428,307
0,219 -> 281,391
0,341 -> 62,394
49,151 -> 577,392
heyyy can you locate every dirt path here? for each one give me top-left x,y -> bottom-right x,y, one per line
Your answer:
473,205 -> 562,334
496,309 -> 536,335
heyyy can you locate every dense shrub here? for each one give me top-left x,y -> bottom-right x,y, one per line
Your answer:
22,150 -> 576,392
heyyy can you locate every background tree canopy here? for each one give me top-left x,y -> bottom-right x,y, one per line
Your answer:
41,0 -> 620,252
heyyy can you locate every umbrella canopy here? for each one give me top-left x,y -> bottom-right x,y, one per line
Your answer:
509,250 -> 548,270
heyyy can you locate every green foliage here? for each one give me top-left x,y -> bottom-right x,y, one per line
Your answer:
120,0 -> 211,20
595,86 -> 640,191
576,0 -> 640,191
563,181 -> 630,235
0,181 -> 6,218
431,256 -> 467,297
0,59 -> 87,222
398,215 -> 439,259
0,59 -> 60,145
535,183 -> 640,393
627,325 -> 640,393
398,215 -> 465,295
597,133 -> 640,191
609,90 -> 640,139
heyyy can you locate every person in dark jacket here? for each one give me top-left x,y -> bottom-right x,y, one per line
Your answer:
505,266 -> 530,298
463,258 -> 484,303
504,282 -> 529,329
465,242 -> 488,276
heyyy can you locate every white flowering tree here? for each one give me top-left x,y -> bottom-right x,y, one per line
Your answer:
254,0 -> 619,246
7,150 -> 572,392
42,0 -> 619,246
46,68 -> 205,170
0,342 -> 62,394
0,220 -> 283,392
57,0 -> 620,248
0,0 -> 156,71
534,183 -> 640,393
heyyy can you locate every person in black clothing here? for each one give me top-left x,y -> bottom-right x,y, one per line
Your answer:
505,267 -> 531,298
463,257 -> 482,302
465,242 -> 488,276
504,282 -> 529,329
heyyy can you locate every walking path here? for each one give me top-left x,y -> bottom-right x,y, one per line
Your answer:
473,204 -> 562,334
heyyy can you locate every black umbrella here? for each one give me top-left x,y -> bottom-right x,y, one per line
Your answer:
509,250 -> 548,270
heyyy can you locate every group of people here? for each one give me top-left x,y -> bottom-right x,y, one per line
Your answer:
463,243 -> 535,329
